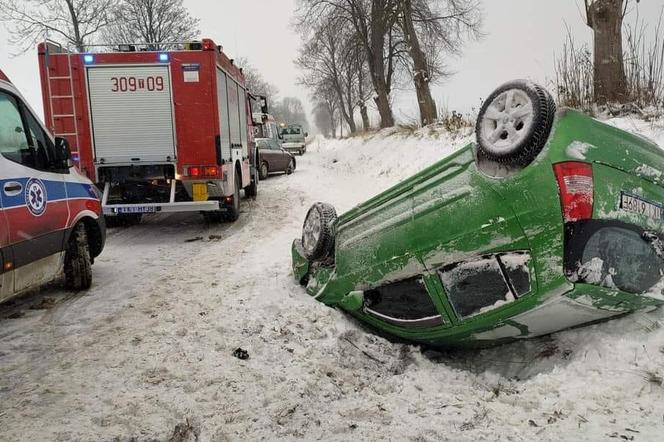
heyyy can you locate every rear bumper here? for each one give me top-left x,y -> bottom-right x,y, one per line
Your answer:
283,143 -> 305,152
103,200 -> 222,215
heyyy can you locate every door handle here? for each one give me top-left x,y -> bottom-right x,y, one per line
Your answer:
3,182 -> 22,195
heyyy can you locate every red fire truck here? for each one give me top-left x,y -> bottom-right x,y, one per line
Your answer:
37,38 -> 258,224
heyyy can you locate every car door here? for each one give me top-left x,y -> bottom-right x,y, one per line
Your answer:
0,181 -> 13,302
0,90 -> 69,293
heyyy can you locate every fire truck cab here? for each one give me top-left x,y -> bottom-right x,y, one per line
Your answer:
37,38 -> 258,223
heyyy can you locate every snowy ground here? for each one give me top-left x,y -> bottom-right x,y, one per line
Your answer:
2,116 -> 664,441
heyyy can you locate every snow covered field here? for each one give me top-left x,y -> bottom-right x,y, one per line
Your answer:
1,116 -> 664,441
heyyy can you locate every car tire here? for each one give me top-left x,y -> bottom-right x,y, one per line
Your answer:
286,159 -> 294,175
64,223 -> 93,290
225,171 -> 241,222
259,162 -> 269,180
475,80 -> 556,165
302,202 -> 337,261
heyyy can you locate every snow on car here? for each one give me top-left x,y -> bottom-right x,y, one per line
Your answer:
0,68 -> 105,303
37,39 -> 258,225
292,80 -> 664,347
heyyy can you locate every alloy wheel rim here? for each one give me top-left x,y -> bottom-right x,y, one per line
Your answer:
480,89 -> 534,152
302,209 -> 322,252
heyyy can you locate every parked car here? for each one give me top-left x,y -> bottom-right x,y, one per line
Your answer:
292,80 -> 664,348
0,69 -> 105,303
280,124 -> 308,155
254,113 -> 296,179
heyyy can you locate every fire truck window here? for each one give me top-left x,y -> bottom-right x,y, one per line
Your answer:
216,69 -> 231,161
0,92 -> 30,166
238,86 -> 248,151
227,79 -> 241,147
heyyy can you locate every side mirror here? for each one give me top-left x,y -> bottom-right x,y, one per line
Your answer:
54,137 -> 71,166
304,132 -> 308,138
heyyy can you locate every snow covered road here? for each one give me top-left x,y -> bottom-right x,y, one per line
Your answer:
2,125 -> 664,441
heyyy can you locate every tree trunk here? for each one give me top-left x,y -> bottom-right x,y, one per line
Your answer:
360,104 -> 370,131
369,0 -> 395,128
586,0 -> 627,103
65,0 -> 84,52
401,0 -> 438,125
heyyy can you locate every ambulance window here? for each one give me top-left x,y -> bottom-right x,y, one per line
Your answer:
0,92 -> 30,165
22,108 -> 54,171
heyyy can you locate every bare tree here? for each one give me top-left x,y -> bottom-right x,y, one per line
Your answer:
297,17 -> 360,133
272,97 -> 309,129
104,0 -> 199,50
398,0 -> 482,125
584,0 -> 635,103
297,0 -> 401,128
0,0 -> 114,52
236,57 -> 280,103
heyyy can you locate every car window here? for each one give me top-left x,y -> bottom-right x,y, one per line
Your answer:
0,91 -> 30,164
364,277 -> 444,328
439,253 -> 531,319
23,107 -> 55,171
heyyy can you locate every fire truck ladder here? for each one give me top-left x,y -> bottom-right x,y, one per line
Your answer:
44,41 -> 80,157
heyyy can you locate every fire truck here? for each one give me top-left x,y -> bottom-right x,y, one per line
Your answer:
37,38 -> 259,224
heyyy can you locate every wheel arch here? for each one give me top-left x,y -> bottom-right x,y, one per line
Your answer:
65,213 -> 105,259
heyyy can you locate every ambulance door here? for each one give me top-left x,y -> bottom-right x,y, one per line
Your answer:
0,90 -> 69,293
0,173 -> 12,301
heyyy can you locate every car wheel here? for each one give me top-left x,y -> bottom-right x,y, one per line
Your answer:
286,159 -> 294,175
64,223 -> 93,290
476,80 -> 556,165
302,202 -> 337,261
259,162 -> 269,180
225,171 -> 241,222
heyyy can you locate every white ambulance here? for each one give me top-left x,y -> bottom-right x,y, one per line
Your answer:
0,69 -> 105,303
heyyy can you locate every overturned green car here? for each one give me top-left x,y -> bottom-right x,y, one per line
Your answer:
292,80 -> 664,347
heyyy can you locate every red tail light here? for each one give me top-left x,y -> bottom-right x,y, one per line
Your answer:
554,162 -> 594,222
185,165 -> 219,179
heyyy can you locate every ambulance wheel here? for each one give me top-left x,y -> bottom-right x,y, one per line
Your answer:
64,223 -> 93,291
259,162 -> 269,180
225,171 -> 241,222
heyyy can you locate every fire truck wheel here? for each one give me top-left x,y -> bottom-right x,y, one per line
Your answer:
64,223 -> 93,291
259,162 -> 269,180
225,171 -> 241,222
245,170 -> 258,198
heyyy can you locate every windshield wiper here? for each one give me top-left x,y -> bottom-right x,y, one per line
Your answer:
642,231 -> 664,261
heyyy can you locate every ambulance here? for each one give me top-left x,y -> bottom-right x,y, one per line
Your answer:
0,69 -> 105,303
37,39 -> 258,224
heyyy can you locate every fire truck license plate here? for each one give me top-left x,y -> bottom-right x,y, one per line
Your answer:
116,207 -> 157,214
192,183 -> 208,202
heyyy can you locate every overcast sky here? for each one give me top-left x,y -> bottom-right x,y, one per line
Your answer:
1,0 -> 663,124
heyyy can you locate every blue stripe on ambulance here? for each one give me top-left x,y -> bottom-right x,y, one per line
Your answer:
0,178 -> 96,209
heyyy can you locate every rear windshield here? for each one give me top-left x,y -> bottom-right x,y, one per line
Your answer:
281,127 -> 301,135
567,223 -> 664,294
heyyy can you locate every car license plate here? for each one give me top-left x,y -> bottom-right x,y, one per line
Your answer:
620,192 -> 663,220
115,206 -> 157,214
192,183 -> 208,202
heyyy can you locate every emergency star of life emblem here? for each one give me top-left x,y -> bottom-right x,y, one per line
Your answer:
25,178 -> 47,216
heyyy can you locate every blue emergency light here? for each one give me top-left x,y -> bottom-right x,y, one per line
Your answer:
158,53 -> 169,62
83,54 -> 94,64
